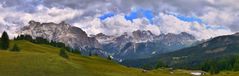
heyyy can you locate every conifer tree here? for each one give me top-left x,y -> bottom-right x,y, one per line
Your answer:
0,31 -> 9,50
89,51 -> 92,56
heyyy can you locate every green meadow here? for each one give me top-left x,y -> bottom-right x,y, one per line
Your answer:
0,40 -> 192,76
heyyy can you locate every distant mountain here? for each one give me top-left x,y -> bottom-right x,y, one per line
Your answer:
20,20 -> 107,55
92,30 -> 197,60
122,32 -> 239,69
132,30 -> 155,43
20,20 -> 198,60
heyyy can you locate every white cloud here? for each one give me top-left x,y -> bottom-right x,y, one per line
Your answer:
73,14 -> 161,36
0,0 -> 238,40
0,4 -> 82,38
158,13 -> 233,40
200,7 -> 236,26
207,0 -> 239,8
72,12 -> 232,40
159,13 -> 192,34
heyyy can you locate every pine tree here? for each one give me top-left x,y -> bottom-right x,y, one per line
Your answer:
233,57 -> 239,71
59,48 -> 68,59
0,31 -> 9,50
10,44 -> 20,52
155,60 -> 167,69
89,51 -> 92,56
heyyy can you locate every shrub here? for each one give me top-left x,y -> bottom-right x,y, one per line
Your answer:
10,44 -> 20,52
59,48 -> 69,59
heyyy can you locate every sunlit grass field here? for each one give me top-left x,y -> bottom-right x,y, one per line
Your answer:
0,40 -> 195,76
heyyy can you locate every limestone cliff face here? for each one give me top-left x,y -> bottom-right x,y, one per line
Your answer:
21,20 -> 102,50
20,20 -> 197,60
93,30 -> 197,60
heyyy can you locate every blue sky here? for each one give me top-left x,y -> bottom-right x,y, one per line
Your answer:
124,11 -> 138,22
99,8 -> 154,24
176,15 -> 203,23
99,12 -> 115,20
142,10 -> 154,24
99,9 -> 202,24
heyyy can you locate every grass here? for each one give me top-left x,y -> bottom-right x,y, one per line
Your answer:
0,40 -> 193,76
203,71 -> 239,76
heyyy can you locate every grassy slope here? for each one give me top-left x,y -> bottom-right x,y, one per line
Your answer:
215,71 -> 239,76
0,40 -> 191,76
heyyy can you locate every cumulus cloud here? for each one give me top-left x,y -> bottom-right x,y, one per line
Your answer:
158,13 -> 233,39
0,4 -> 82,38
0,0 -> 238,40
73,14 -> 161,36
72,11 -> 232,40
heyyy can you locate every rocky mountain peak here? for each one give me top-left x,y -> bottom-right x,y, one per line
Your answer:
114,32 -> 132,43
233,32 -> 239,36
93,30 -> 197,60
28,20 -> 40,26
156,32 -> 195,40
21,20 -> 102,50
92,33 -> 116,44
19,20 -> 198,60
179,32 -> 196,40
132,30 -> 155,43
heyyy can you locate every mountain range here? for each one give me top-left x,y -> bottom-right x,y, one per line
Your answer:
121,32 -> 239,69
19,20 -> 198,61
5,20 -> 239,75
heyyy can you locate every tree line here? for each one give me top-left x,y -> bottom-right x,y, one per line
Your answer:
14,34 -> 113,60
0,31 -> 77,59
14,34 -> 82,59
200,55 -> 239,74
14,34 -> 81,54
0,31 -> 114,60
0,31 -> 20,52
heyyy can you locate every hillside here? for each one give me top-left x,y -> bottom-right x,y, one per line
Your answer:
122,33 -> 239,73
157,33 -> 239,69
20,21 -> 197,60
0,40 -> 192,76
